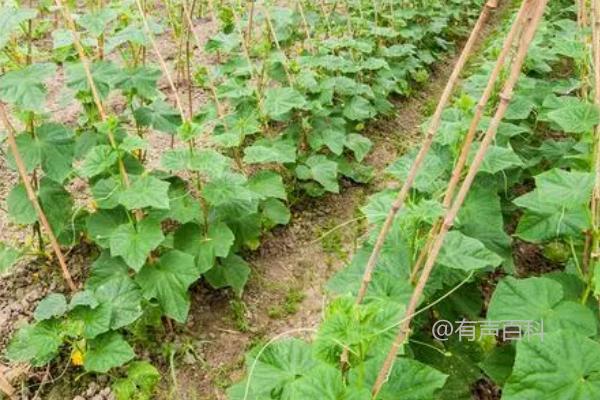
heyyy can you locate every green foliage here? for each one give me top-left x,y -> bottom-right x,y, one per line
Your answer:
232,4 -> 600,399
0,0 -> 545,395
113,361 -> 160,400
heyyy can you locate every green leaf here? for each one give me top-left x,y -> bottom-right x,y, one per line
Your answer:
503,331 -> 600,399
204,254 -> 250,297
438,231 -> 503,271
173,223 -> 216,273
136,250 -> 199,322
375,358 -> 448,400
487,276 -> 596,336
320,127 -> 346,155
34,293 -> 67,321
243,138 -> 297,164
202,178 -> 254,206
161,148 -> 232,177
514,169 -> 594,242
264,87 -> 306,119
84,332 -> 135,373
69,290 -> 99,310
115,66 -> 161,99
109,219 -> 165,271
229,339 -> 318,399
7,184 -> 36,225
248,171 -> 287,200
119,175 -> 170,210
112,361 -> 160,400
0,242 -> 20,275
38,178 -> 75,245
66,61 -> 119,99
79,145 -> 118,178
72,274 -> 142,339
87,252 -> 130,289
7,123 -> 75,182
262,198 -> 291,228
166,178 -> 202,224
6,321 -> 63,366
387,148 -> 448,194
457,184 -> 512,269
134,100 -> 182,135
547,99 -> 600,133
298,155 -> 339,193
120,136 -> 149,153
93,276 -> 143,330
77,8 -> 118,37
86,207 -> 129,248
469,144 -> 524,174
208,222 -> 235,258
0,63 -> 55,111
0,7 -> 37,50
343,96 -> 376,121
345,134 -> 372,162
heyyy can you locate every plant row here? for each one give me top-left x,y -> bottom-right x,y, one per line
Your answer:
0,0 -> 482,390
229,2 -> 600,399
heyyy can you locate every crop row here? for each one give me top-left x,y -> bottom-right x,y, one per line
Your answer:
229,1 -> 600,399
0,0 -> 482,389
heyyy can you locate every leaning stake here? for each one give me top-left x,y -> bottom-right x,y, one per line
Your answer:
0,103 -> 76,292
410,0 -> 531,281
371,0 -> 547,395
353,0 -> 499,306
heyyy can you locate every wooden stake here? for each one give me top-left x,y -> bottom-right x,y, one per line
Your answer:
262,5 -> 295,86
589,0 -> 600,274
134,0 -> 187,121
411,0 -> 530,282
54,0 -> 106,121
246,0 -> 255,47
296,0 -> 314,51
0,103 -> 77,292
353,0 -> 498,306
54,0 -> 132,190
230,5 -> 265,113
371,1 -> 547,395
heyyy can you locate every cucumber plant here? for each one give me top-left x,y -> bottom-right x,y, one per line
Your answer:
230,2 -> 600,399
0,0 -> 483,389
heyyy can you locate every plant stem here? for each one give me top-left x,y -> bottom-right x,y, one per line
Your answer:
0,103 -> 77,292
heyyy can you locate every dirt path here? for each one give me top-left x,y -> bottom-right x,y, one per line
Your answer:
172,5 -> 510,398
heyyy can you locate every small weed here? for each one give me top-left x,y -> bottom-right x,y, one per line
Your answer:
229,299 -> 250,332
316,220 -> 348,260
268,288 -> 306,319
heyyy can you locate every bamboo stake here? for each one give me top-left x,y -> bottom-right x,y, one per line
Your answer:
371,1 -> 547,395
134,0 -> 187,121
54,0 -> 132,189
590,0 -> 600,273
246,0 -> 255,47
54,0 -> 106,120
411,0 -> 530,282
0,103 -> 77,292
180,0 -> 224,116
296,0 -> 314,51
352,0 -> 498,306
180,0 -> 246,171
230,5 -> 265,113
262,5 -> 295,86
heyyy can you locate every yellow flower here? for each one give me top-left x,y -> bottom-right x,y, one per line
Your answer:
71,349 -> 85,366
